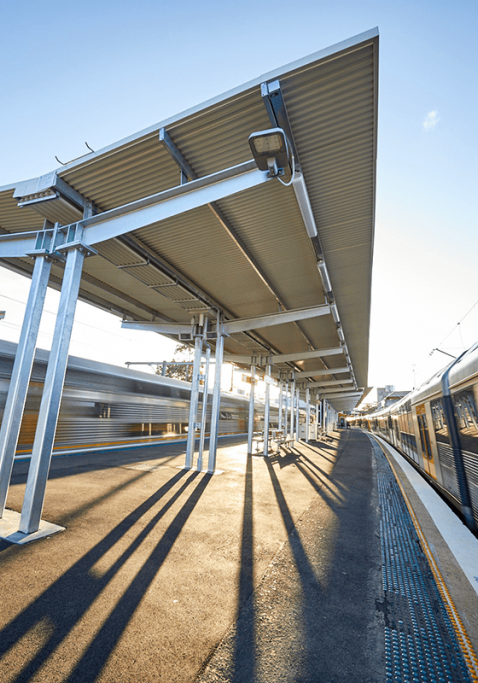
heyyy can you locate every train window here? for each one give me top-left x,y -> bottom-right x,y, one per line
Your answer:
452,389 -> 478,453
416,405 -> 432,460
430,398 -> 449,446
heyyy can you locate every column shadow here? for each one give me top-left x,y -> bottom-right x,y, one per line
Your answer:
0,468 -> 211,683
221,430 -> 381,682
230,452 -> 255,682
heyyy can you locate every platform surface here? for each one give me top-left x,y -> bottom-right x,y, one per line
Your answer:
0,430 -> 477,682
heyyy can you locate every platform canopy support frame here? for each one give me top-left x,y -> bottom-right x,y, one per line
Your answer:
0,29 -> 377,540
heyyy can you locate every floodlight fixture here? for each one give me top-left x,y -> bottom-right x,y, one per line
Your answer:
248,128 -> 290,177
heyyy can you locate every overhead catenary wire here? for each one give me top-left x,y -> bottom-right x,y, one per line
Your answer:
437,299 -> 478,349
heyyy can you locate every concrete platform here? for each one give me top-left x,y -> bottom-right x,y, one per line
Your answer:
0,430 -> 476,682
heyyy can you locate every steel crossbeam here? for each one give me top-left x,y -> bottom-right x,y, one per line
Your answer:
0,160 -> 270,260
121,305 -> 331,338
221,346 -> 343,365
297,367 -> 350,380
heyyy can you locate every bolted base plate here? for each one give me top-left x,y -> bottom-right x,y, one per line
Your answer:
0,509 -> 65,545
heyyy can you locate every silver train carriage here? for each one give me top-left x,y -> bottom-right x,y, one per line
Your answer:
350,342 -> 478,531
0,340 -> 279,458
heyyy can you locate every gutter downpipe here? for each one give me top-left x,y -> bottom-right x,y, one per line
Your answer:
441,350 -> 477,532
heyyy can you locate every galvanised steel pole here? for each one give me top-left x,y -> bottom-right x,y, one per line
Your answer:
305,385 -> 310,442
284,379 -> 289,437
278,379 -> 283,431
247,365 -> 256,455
291,377 -> 296,443
19,246 -> 86,534
263,364 -> 271,457
185,334 -> 203,469
295,387 -> 300,440
316,397 -> 320,439
197,345 -> 211,472
207,333 -> 224,473
0,254 -> 52,517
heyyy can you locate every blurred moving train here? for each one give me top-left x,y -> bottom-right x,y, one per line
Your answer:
0,340 -> 281,459
350,342 -> 478,531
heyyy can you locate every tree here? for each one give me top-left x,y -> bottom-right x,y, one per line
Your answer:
157,343 -> 194,381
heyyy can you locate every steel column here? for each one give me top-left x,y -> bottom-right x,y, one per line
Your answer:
0,255 -> 52,517
196,345 -> 211,472
263,365 -> 271,457
247,365 -> 256,455
207,334 -> 224,473
278,379 -> 283,431
19,247 -> 86,534
316,398 -> 320,439
185,335 -> 203,469
290,379 -> 296,441
295,387 -> 300,440
305,386 -> 310,443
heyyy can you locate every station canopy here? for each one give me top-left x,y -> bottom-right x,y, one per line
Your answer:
0,29 -> 378,413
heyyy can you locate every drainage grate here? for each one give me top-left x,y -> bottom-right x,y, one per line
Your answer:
372,440 -> 473,683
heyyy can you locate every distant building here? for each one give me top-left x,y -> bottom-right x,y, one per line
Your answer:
376,386 -> 409,409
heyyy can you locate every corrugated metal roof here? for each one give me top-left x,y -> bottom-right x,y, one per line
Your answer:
0,29 -> 379,412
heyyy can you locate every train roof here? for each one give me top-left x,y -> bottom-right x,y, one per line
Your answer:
0,338 -> 268,405
361,340 -> 478,420
412,341 -> 478,404
0,338 -> 192,391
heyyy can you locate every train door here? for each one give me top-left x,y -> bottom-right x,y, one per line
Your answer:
415,404 -> 437,479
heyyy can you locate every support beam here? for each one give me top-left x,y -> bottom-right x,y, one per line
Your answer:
0,254 -> 52,517
222,346 -> 343,365
197,345 -> 211,472
318,391 -> 362,399
291,377 -> 296,442
316,397 -> 320,439
83,161 -> 269,247
19,246 -> 86,535
300,367 -> 350,381
247,366 -> 256,456
0,231 -> 39,258
261,79 -> 301,170
185,335 -> 203,469
278,379 -> 283,431
0,161 -> 270,260
263,364 -> 271,457
124,305 -> 332,340
159,128 -> 197,181
121,320 -> 192,335
207,334 -> 224,473
305,385 -> 310,443
311,379 -> 354,388
222,304 -> 330,335
160,128 -> 288,307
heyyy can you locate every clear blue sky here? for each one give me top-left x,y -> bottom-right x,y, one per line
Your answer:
1,0 -> 477,391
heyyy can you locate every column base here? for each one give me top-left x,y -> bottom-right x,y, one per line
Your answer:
0,509 -> 65,545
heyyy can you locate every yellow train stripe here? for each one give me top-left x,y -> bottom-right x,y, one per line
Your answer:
15,431 -> 244,456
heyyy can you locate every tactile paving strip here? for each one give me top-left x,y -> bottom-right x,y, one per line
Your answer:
372,441 -> 473,683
